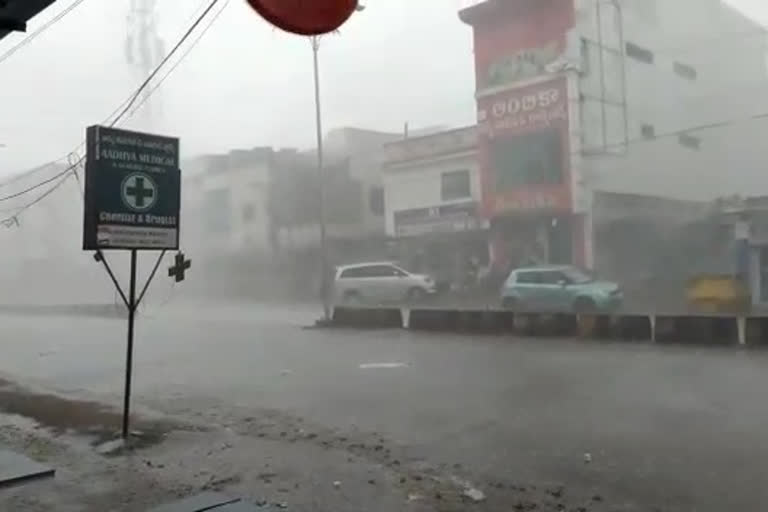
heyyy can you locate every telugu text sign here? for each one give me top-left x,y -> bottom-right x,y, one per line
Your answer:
477,76 -> 568,137
83,126 -> 181,251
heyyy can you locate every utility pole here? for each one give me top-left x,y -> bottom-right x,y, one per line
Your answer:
310,4 -> 365,322
311,35 -> 331,321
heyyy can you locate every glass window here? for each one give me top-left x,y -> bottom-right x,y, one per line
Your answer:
441,170 -> 471,200
538,271 -> 565,285
673,61 -> 697,80
340,267 -> 362,279
641,124 -> 655,139
561,267 -> 594,284
516,271 -> 539,284
625,42 -> 654,64
491,129 -> 563,189
367,265 -> 401,277
678,133 -> 701,150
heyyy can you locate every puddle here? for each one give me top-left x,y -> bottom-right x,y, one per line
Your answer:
0,378 -> 177,451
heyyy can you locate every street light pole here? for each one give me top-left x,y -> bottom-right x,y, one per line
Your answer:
311,4 -> 364,322
311,34 -> 331,321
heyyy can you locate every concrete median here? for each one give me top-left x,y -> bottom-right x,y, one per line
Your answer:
330,307 -> 404,328
327,305 -> 768,347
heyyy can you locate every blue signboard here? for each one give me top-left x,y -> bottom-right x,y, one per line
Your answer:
83,125 -> 181,250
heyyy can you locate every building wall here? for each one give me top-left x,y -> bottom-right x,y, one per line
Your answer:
576,0 -> 768,200
382,127 -> 481,238
383,152 -> 480,237
460,0 -> 768,269
182,149 -> 273,257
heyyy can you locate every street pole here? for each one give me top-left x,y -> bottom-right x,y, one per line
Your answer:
122,249 -> 138,439
310,5 -> 365,321
312,35 -> 331,321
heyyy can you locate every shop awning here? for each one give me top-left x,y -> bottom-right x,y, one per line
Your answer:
0,0 -> 58,40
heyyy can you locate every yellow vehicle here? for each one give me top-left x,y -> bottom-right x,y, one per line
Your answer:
686,274 -> 750,313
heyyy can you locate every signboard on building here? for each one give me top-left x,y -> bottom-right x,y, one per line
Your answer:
477,76 -> 571,216
461,0 -> 575,92
83,126 -> 181,250
394,202 -> 487,237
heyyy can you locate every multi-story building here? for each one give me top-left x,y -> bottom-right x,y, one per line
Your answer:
457,0 -> 768,273
184,127 -> 399,261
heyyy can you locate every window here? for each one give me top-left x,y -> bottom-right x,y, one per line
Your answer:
678,133 -> 701,150
516,271 -> 539,284
580,37 -> 590,76
341,265 -> 404,279
673,61 -> 697,80
441,170 -> 471,201
562,267 -> 594,284
641,124 -> 655,139
340,267 -> 362,279
625,42 -> 654,64
538,271 -> 565,285
491,129 -> 563,189
365,265 -> 404,278
369,186 -> 384,216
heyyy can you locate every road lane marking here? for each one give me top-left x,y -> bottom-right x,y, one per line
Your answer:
358,362 -> 408,369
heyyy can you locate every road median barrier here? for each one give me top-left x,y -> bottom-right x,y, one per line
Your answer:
327,306 -> 768,347
653,315 -> 739,346
745,316 -> 768,346
330,307 -> 403,328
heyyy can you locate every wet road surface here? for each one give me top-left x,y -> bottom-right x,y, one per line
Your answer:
2,302 -> 768,510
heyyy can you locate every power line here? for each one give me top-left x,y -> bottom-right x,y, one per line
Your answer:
0,0 -> 225,225
110,0 -> 222,127
0,0 -> 89,65
0,165 -> 74,202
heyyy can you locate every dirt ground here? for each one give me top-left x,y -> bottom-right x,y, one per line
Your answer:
0,378 -> 615,512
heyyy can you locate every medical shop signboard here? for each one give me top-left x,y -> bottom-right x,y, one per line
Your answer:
83,126 -> 181,250
476,76 -> 572,216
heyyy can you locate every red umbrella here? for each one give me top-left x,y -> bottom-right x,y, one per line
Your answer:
245,0 -> 359,35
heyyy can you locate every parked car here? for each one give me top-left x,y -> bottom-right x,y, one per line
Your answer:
334,262 -> 436,304
500,265 -> 622,313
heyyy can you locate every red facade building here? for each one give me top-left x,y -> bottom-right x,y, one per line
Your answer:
460,0 -> 589,270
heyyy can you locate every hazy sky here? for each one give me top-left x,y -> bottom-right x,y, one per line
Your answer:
0,0 -> 764,174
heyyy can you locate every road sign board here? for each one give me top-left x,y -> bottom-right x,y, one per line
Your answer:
83,126 -> 181,250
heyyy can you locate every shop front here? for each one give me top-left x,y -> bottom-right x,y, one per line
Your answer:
477,75 -> 585,273
392,201 -> 489,291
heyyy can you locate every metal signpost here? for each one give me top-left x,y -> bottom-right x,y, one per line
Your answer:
83,125 -> 190,439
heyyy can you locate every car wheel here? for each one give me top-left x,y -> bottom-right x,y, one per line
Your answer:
407,287 -> 427,302
343,290 -> 362,306
573,297 -> 597,314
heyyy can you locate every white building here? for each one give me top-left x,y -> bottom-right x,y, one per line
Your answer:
382,126 -> 483,237
577,0 -> 768,201
182,147 -> 274,258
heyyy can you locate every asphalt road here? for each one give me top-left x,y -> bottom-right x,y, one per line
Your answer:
2,302 -> 768,511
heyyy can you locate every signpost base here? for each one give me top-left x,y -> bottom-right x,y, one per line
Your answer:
94,249 -> 190,439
